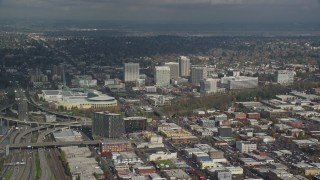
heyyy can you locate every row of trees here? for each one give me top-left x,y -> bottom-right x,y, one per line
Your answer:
162,82 -> 319,117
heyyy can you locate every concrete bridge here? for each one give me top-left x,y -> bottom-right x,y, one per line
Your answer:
0,115 -> 92,127
0,140 -> 101,150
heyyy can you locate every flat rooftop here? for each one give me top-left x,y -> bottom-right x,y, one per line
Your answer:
53,128 -> 82,138
95,111 -> 120,116
123,117 -> 147,121
163,169 -> 191,179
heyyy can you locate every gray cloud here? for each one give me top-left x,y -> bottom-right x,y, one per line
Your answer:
0,0 -> 319,23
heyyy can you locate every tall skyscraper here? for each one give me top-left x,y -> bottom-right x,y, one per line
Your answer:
191,65 -> 207,85
275,70 -> 294,85
164,62 -> 179,79
52,64 -> 64,81
200,78 -> 219,94
179,56 -> 191,77
92,111 -> 125,138
124,63 -> 139,82
154,66 -> 170,87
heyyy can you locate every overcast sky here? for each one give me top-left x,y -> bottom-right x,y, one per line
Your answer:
0,0 -> 320,24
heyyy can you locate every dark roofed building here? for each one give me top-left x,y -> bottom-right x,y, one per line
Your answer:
123,117 -> 147,133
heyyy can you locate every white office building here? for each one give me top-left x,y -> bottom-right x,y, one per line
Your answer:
276,70 -> 294,85
179,56 -> 191,77
154,66 -> 170,87
124,63 -> 139,82
221,76 -> 258,90
200,78 -> 219,94
164,62 -> 180,79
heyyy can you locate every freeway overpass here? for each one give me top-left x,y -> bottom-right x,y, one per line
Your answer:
0,115 -> 92,127
13,126 -> 50,144
37,128 -> 62,143
0,140 -> 101,149
28,97 -> 91,122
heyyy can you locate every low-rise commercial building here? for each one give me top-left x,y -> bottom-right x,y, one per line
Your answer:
303,168 -> 320,176
225,166 -> 243,175
199,161 -> 222,169
236,141 -> 257,153
208,150 -> 224,159
218,127 -> 232,138
232,112 -> 247,120
135,166 -> 157,175
100,139 -> 132,156
194,144 -> 216,153
211,169 -> 232,180
162,129 -> 192,137
112,152 -> 142,165
171,136 -> 199,144
60,146 -> 104,180
268,169 -> 294,180
239,158 -> 263,166
123,116 -> 147,133
148,151 -> 177,161
247,112 -> 261,119
158,123 -> 182,131
192,152 -> 210,162
184,148 -> 203,158
162,169 -> 192,180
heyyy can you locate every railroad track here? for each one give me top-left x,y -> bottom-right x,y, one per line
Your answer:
39,148 -> 52,180
49,149 -> 67,180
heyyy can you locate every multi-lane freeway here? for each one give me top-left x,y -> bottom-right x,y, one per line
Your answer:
0,89 -> 94,180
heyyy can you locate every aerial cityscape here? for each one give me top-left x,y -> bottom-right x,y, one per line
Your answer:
1,1 -> 320,180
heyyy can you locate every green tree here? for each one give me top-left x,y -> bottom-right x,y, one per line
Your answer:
298,131 -> 304,139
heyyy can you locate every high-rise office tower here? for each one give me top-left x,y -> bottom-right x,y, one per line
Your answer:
191,65 -> 208,85
92,111 -> 125,138
164,62 -> 179,79
200,78 -> 219,94
154,66 -> 170,87
179,56 -> 191,77
124,63 -> 139,82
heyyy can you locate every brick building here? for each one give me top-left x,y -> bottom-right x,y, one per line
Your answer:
100,139 -> 132,156
247,113 -> 260,119
233,112 -> 247,120
171,136 -> 199,144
